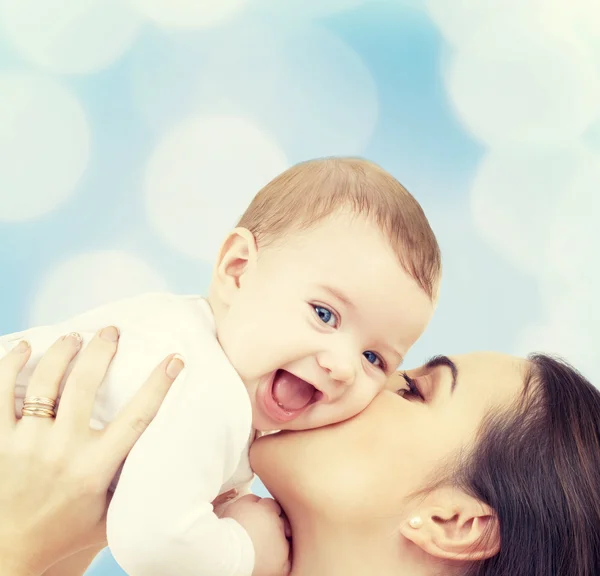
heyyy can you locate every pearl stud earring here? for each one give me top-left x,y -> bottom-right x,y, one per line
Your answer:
409,516 -> 423,529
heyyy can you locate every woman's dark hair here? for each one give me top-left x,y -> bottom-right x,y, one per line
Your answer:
461,354 -> 600,576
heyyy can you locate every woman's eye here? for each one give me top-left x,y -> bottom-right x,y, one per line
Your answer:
313,305 -> 338,328
363,351 -> 384,369
397,372 -> 424,401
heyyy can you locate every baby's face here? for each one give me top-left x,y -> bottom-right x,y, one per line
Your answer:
217,213 -> 435,432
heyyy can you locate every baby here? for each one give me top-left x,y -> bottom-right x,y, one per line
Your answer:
1,157 -> 441,576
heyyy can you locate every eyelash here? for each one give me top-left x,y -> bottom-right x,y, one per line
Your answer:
398,372 -> 424,400
311,304 -> 386,372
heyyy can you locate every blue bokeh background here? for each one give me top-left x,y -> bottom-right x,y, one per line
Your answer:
1,1 -> 599,573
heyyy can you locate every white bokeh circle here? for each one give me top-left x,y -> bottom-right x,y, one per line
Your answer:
0,72 -> 90,222
569,0 -> 600,56
197,24 -> 379,158
128,0 -> 248,29
131,23 -> 379,158
426,0 -> 593,49
144,115 -> 288,262
444,20 -> 600,147
426,0 -> 490,47
472,145 -> 600,384
30,250 -> 169,325
427,0 -> 600,98
425,0 -> 560,48
470,147 -> 586,275
516,282 -> 600,384
545,150 -> 600,284
0,0 -> 142,74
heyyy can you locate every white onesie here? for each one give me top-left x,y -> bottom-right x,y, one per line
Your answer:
1,293 -> 256,576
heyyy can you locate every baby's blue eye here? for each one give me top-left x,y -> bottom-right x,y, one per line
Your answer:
313,305 -> 338,327
363,351 -> 383,368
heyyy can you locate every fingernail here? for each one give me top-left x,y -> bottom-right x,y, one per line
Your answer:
166,355 -> 184,378
99,326 -> 119,342
13,340 -> 30,353
63,332 -> 82,348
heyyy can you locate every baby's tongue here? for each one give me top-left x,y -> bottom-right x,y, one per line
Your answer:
272,371 -> 315,411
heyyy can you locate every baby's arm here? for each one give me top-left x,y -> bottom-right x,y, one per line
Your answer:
107,337 -> 256,576
0,293 -> 178,410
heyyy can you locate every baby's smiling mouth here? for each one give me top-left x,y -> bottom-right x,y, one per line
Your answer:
271,369 -> 318,412
259,369 -> 324,425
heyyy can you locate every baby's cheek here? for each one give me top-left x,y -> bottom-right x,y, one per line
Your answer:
359,378 -> 385,406
339,388 -> 377,422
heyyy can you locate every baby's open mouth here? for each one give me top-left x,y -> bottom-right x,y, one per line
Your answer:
260,369 -> 323,424
271,369 -> 317,412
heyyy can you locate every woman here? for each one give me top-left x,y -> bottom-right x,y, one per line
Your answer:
4,344 -> 600,575
251,351 -> 600,576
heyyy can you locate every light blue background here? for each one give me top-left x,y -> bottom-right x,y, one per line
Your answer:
0,1 -> 598,574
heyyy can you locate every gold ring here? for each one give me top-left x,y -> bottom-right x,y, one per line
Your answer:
23,396 -> 57,408
22,396 -> 57,419
22,407 -> 55,418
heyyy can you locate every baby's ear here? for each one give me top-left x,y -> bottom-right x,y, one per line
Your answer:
212,227 -> 258,305
399,487 -> 500,564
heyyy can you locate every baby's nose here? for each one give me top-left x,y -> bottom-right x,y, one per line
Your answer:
317,350 -> 356,386
329,362 -> 355,384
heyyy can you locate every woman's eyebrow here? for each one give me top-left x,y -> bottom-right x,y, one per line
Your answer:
424,355 -> 459,393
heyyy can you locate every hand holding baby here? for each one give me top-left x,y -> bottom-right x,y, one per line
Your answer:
223,494 -> 291,576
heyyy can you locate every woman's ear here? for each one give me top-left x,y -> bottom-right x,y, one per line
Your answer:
212,227 -> 258,306
399,487 -> 500,563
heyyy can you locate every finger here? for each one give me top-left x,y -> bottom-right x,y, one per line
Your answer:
98,354 -> 183,479
24,333 -> 82,401
56,327 -> 119,431
259,497 -> 282,516
0,340 -> 31,427
20,334 -> 82,429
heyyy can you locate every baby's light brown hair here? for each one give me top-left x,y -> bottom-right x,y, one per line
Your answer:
237,157 -> 441,300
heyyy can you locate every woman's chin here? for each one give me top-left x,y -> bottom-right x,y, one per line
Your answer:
249,428 -> 290,470
250,426 -> 326,508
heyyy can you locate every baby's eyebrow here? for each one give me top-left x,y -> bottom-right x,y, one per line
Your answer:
379,344 -> 403,368
318,284 -> 355,309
